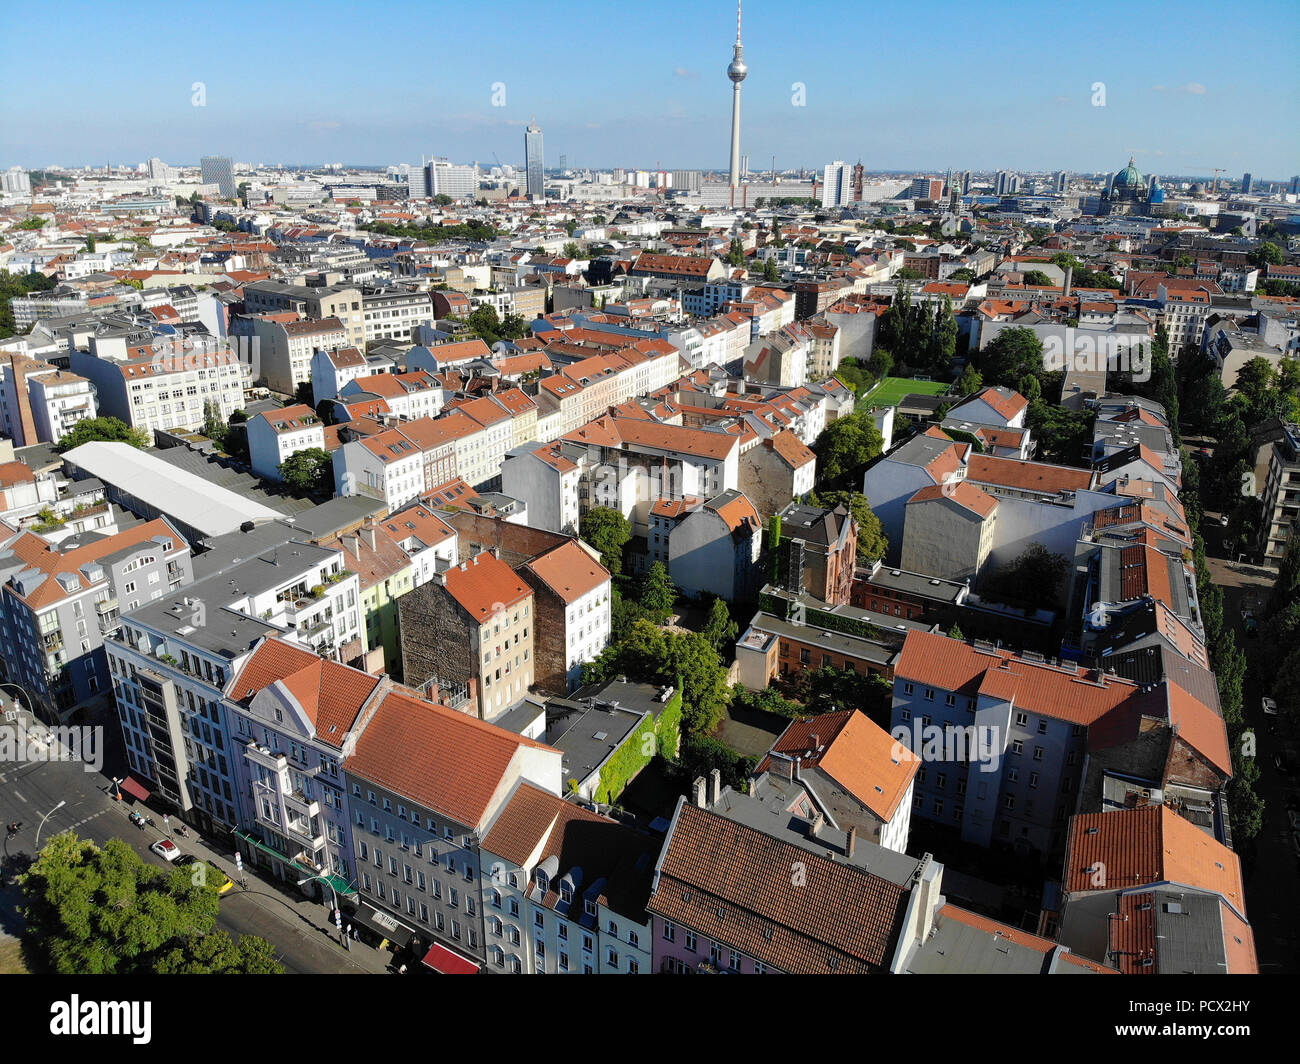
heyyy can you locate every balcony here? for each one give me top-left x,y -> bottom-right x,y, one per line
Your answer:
244,738 -> 288,772
284,788 -> 321,819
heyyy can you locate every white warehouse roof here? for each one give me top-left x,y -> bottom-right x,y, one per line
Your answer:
61,441 -> 283,538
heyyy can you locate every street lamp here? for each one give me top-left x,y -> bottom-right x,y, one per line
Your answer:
35,799 -> 66,847
297,873 -> 343,945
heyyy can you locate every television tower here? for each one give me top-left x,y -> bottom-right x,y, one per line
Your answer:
726,2 -> 747,188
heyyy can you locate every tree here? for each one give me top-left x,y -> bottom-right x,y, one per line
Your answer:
1026,399 -> 1093,465
1250,241 -> 1283,268
1022,269 -> 1053,286
957,363 -> 983,396
201,399 -> 228,446
811,411 -> 885,485
702,596 -> 739,651
725,238 -> 745,267
580,507 -> 631,577
1018,373 -> 1041,401
564,219 -> 578,236
762,257 -> 781,282
562,241 -> 581,259
979,543 -> 1070,611
18,833 -> 283,975
55,416 -> 149,452
980,327 -> 1044,387
638,561 -> 677,623
85,236 -> 96,254
278,447 -> 333,495
809,489 -> 887,563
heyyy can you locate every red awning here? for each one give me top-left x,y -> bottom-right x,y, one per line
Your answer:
120,777 -> 151,801
422,942 -> 479,975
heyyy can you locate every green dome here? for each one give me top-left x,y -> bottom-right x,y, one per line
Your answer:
1113,156 -> 1145,190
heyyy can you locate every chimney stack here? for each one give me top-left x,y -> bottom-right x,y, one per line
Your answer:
846,825 -> 857,859
360,526 -> 377,551
709,768 -> 721,806
1063,265 -> 1073,299
693,776 -> 708,808
809,810 -> 825,838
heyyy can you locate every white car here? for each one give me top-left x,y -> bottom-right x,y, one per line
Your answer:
150,838 -> 182,863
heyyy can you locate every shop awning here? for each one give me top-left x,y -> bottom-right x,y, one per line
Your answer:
422,942 -> 480,974
350,903 -> 415,949
120,777 -> 151,801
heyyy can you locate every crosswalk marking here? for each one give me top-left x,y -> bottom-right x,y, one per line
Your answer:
12,790 -> 27,803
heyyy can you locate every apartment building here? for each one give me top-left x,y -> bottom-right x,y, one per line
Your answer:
397,550 -> 535,721
519,539 -> 611,694
106,525 -> 365,833
227,636 -> 387,895
241,281 -> 366,349
309,346 -> 374,403
71,340 -> 249,435
0,518 -> 192,718
234,315 -> 350,397
648,782 -> 944,974
754,709 -> 919,854
478,781 -> 654,974
1255,421 -> 1300,568
889,630 -> 1230,858
362,287 -> 433,344
768,501 -> 858,606
0,354 -> 97,446
247,403 -> 326,482
340,370 -> 444,422
344,687 -> 561,969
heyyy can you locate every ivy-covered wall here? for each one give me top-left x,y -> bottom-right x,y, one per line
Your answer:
593,688 -> 683,805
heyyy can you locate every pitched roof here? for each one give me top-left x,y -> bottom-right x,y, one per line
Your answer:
1064,805 -> 1247,917
758,710 -> 920,821
522,539 -> 610,605
966,454 -> 1094,494
228,637 -> 382,749
648,802 -> 910,974
442,550 -> 532,620
346,687 -> 553,826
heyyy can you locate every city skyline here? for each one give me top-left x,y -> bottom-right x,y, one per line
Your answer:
3,0 -> 1298,176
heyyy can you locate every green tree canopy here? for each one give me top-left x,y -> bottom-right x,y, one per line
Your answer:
278,447 -> 333,495
812,411 -> 885,486
55,416 -> 150,452
18,833 -> 283,975
979,543 -> 1070,611
957,363 -> 983,396
701,596 -> 739,651
638,561 -> 677,623
808,489 -> 887,563
580,507 -> 631,577
980,327 -> 1044,387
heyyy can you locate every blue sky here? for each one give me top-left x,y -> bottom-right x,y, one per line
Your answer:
3,0 -> 1298,179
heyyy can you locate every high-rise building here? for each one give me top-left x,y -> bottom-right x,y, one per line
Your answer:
424,158 -> 478,200
852,162 -> 864,202
559,153 -> 567,172
960,170 -> 972,194
1242,172 -> 1253,194
1,167 -> 31,196
726,1 -> 747,187
1054,170 -> 1068,193
671,169 -> 703,193
821,161 -> 850,207
1291,176 -> 1300,195
907,177 -> 945,201
994,170 -> 1020,196
200,155 -> 235,199
525,120 -> 544,199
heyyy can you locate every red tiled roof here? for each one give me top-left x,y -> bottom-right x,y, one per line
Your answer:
443,551 -> 532,620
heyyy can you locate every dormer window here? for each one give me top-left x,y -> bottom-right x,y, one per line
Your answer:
584,898 -> 597,917
535,871 -> 549,893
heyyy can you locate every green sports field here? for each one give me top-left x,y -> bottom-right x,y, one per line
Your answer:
861,376 -> 950,408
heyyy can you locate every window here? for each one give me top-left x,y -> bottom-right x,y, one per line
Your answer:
1033,746 -> 1044,761
1037,720 -> 1048,734
1015,712 -> 1027,727
903,682 -> 914,695
1012,739 -> 1024,755
924,688 -> 935,701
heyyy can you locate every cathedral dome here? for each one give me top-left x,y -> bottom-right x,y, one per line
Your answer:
1112,157 -> 1145,193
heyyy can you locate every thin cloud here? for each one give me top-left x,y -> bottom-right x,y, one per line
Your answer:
673,66 -> 697,79
1152,82 -> 1206,95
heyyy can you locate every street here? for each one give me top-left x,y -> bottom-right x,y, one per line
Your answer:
0,696 -> 387,975
1201,522 -> 1300,974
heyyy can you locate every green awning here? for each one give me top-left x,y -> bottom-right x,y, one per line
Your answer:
233,829 -> 356,897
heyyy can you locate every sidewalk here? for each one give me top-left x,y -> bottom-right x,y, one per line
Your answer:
105,797 -> 395,974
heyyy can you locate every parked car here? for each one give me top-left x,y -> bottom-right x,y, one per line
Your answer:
1263,697 -> 1279,716
207,861 -> 234,895
173,854 -> 197,867
150,838 -> 181,863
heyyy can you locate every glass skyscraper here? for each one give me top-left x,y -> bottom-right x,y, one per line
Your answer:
524,121 -> 544,200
